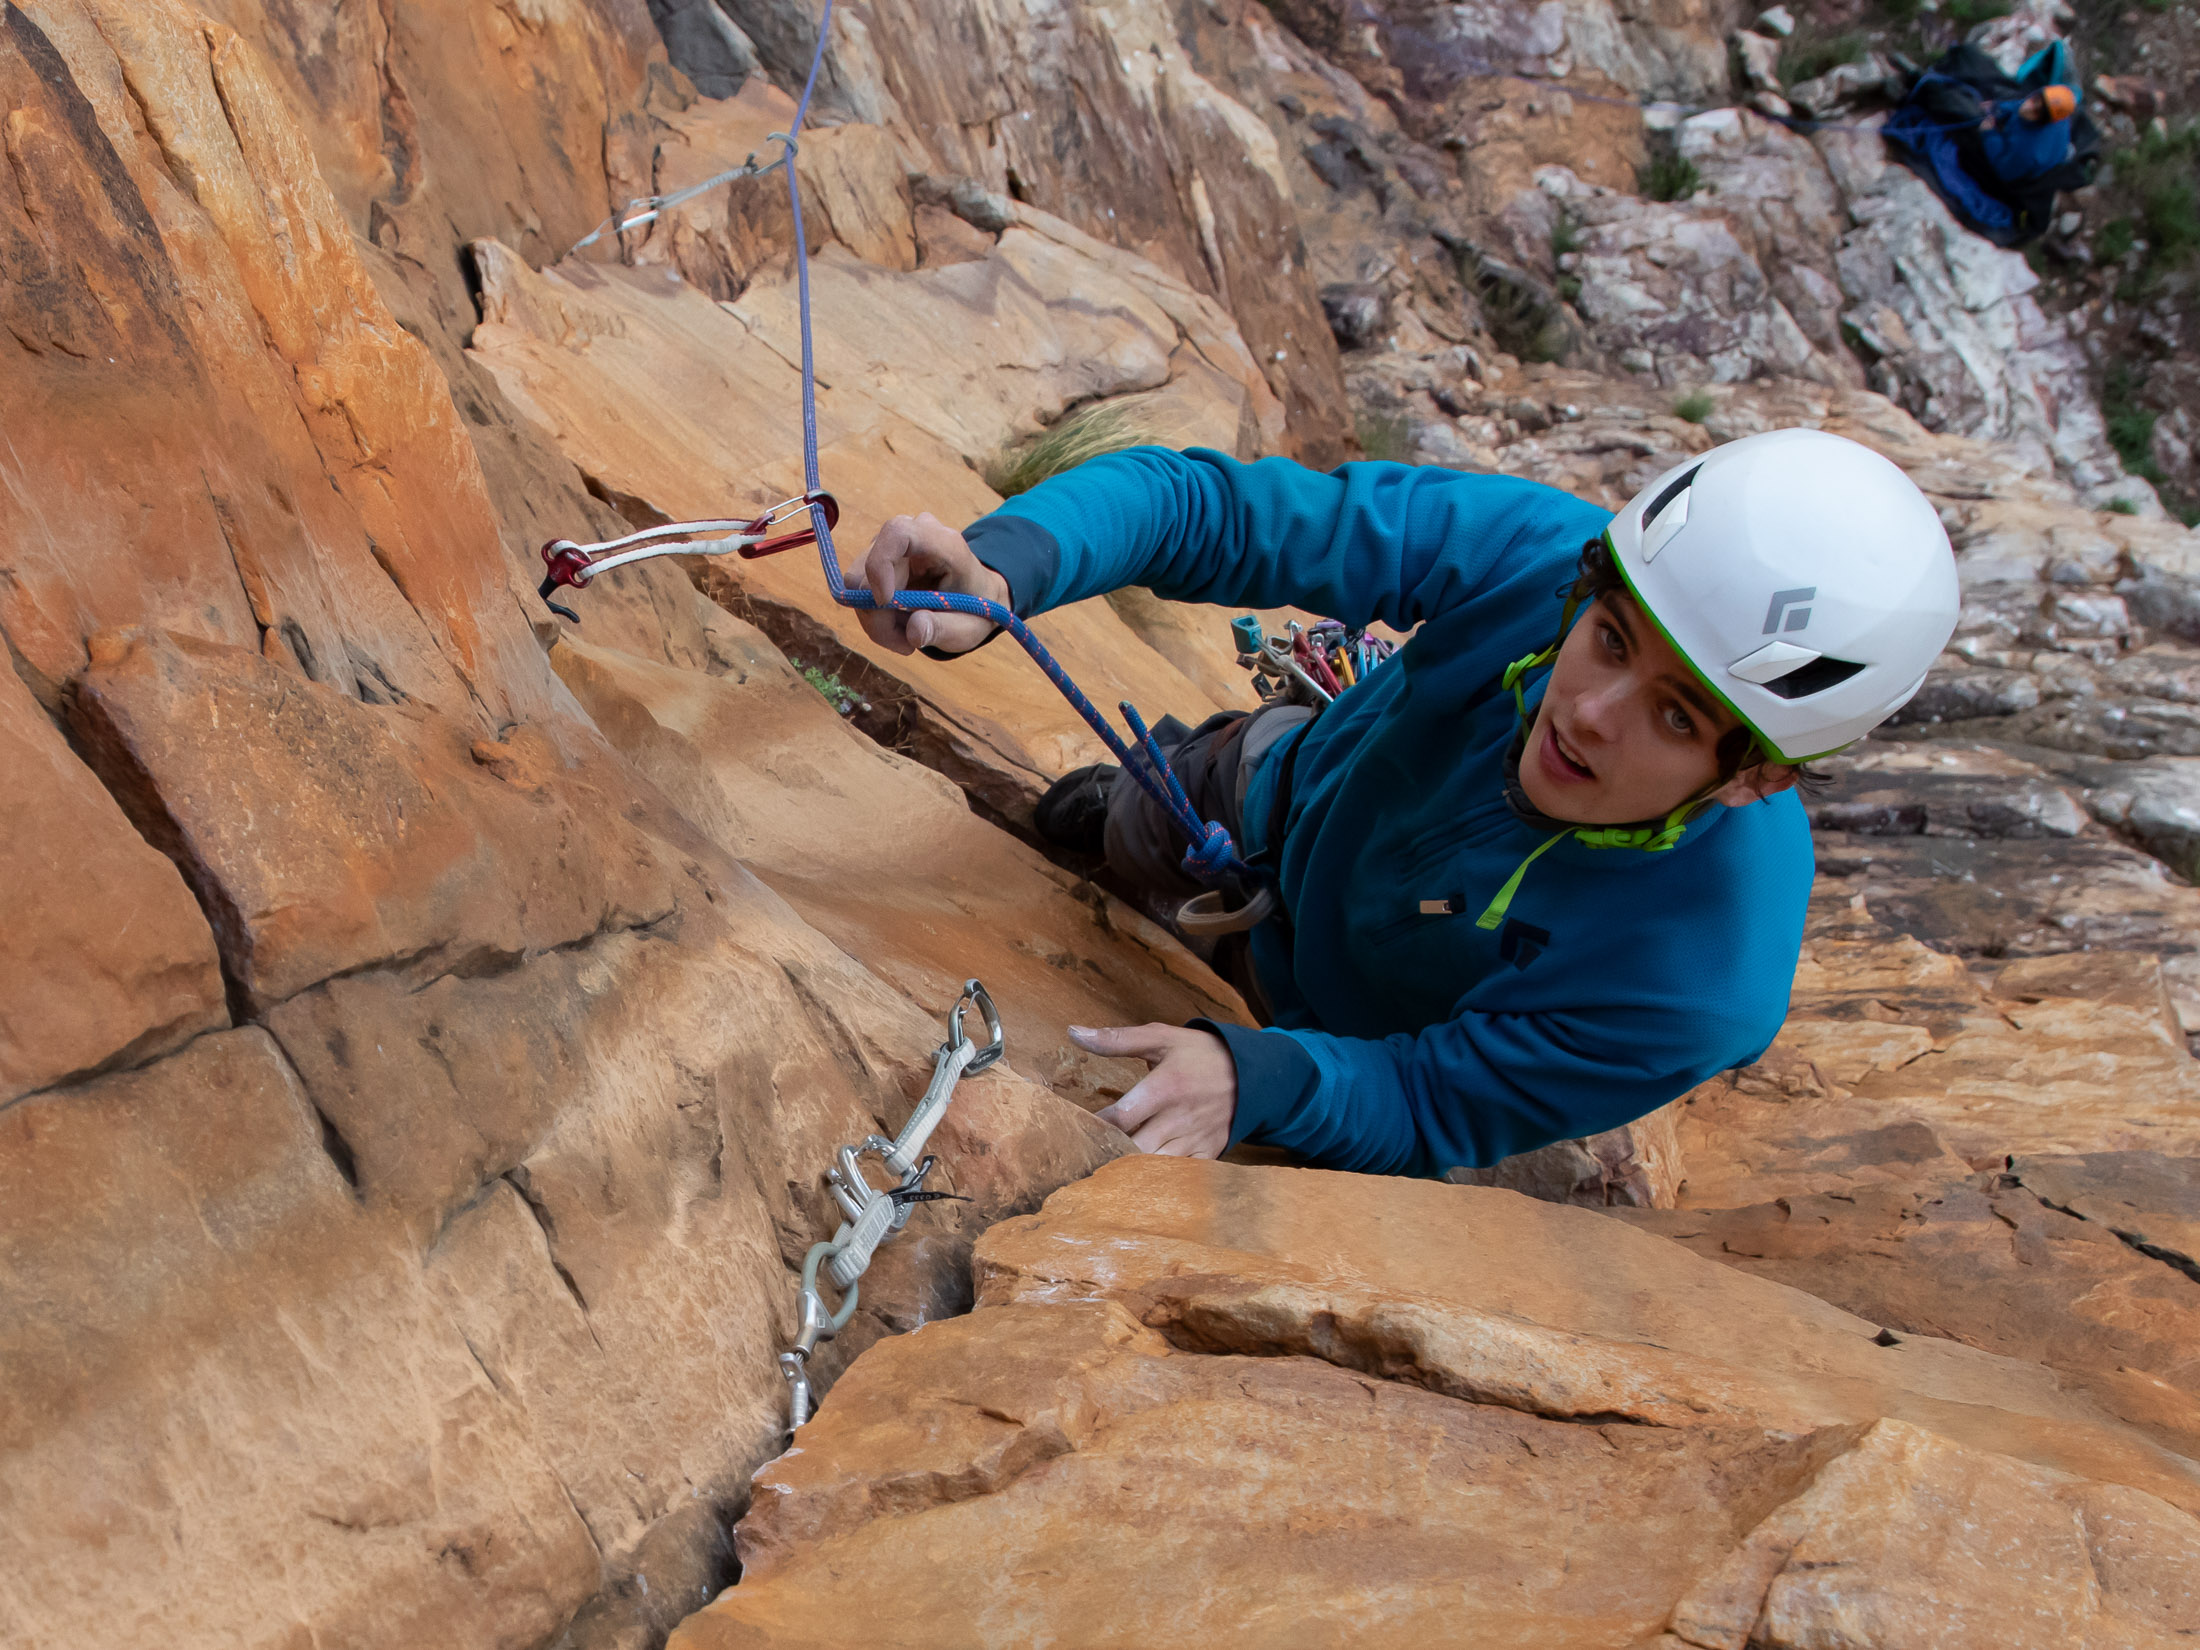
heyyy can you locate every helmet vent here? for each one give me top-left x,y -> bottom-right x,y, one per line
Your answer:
1762,656 -> 1865,699
1644,466 -> 1701,531
1639,465 -> 1701,563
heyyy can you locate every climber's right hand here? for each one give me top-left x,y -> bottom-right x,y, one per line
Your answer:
856,513 -> 1012,655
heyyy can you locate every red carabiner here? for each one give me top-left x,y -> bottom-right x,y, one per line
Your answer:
1294,629 -> 1342,697
739,492 -> 841,559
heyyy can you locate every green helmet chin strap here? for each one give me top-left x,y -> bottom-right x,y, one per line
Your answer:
1476,583 -> 1731,931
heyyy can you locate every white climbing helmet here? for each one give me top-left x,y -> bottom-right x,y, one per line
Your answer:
1604,428 -> 1959,763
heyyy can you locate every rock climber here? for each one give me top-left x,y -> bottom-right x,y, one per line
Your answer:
854,431 -> 1958,1177
1979,84 -> 2081,183
1883,41 -> 2096,247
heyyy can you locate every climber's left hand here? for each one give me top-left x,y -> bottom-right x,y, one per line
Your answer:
1070,1022 -> 1237,1158
856,513 -> 1010,655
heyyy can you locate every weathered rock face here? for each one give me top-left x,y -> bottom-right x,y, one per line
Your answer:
0,5 -> 1243,1644
1670,900 -> 2200,1202
12,0 -> 2200,1642
1819,120 -> 2127,496
1617,1160 -> 2200,1467
708,0 -> 1355,462
68,627 -> 681,1016
0,0 -> 554,725
463,210 -> 1269,828
547,617 -> 1241,1115
0,658 -> 227,1103
674,1158 -> 2200,1648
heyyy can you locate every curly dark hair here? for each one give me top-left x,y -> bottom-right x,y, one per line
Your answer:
1569,538 -> 1831,796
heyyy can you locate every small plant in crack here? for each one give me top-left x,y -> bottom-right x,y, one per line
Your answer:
1638,149 -> 1701,204
790,658 -> 865,716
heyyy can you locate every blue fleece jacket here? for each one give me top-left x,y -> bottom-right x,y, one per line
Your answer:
1981,99 -> 2074,183
964,447 -> 1815,1178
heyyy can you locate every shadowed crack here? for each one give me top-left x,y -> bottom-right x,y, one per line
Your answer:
1126,1285 -> 1674,1430
2016,1180 -> 2200,1288
503,1166 -> 604,1348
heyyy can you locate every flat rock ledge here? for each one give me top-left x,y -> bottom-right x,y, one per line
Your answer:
672,1156 -> 2200,1650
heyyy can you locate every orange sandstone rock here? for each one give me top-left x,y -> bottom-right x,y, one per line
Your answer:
0,659 -> 226,1102
672,1156 -> 2200,1649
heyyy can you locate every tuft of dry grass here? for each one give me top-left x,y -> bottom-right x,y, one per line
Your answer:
984,402 -> 1158,498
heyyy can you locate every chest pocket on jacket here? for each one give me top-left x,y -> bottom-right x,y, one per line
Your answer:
1498,919 -> 1550,971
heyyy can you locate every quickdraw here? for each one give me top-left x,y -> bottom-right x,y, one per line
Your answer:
569,133 -> 800,255
778,980 -> 1003,1435
536,493 -> 839,621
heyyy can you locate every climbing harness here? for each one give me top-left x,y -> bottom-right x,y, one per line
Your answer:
540,0 -> 1254,889
1172,614 -> 1398,937
536,493 -> 839,621
780,979 -> 1003,1435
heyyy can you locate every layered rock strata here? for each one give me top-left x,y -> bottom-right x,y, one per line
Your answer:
675,1158 -> 2200,1649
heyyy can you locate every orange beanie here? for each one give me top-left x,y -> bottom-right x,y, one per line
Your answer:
2040,84 -> 2077,122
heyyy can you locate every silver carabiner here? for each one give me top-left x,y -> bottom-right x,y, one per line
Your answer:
948,979 -> 1004,1073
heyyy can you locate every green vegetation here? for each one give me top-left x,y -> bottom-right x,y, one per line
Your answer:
2121,123 -> 2200,280
1471,260 -> 1573,364
2104,362 -> 2161,482
1940,0 -> 2012,26
2100,364 -> 2198,528
2105,497 -> 2140,515
2095,216 -> 2138,266
1673,389 -> 1716,424
985,402 -> 1149,498
1355,411 -> 1414,462
1780,31 -> 1865,87
790,659 -> 861,714
1639,150 -> 1702,203
1551,214 -> 1584,302
2077,128 -> 2197,299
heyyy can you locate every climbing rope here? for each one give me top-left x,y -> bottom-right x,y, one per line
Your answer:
539,0 -> 1252,883
779,979 -> 1002,1433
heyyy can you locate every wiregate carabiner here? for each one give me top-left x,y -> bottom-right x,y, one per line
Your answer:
736,491 -> 841,559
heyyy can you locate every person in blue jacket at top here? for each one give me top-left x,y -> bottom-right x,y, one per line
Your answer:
854,430 -> 1960,1178
1981,83 -> 2080,184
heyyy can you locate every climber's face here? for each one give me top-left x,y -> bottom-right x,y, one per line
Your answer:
1520,591 -> 1781,824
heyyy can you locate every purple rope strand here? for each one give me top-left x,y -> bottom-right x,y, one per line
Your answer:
779,0 -> 1245,879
